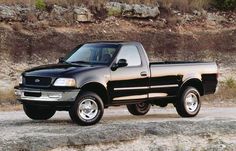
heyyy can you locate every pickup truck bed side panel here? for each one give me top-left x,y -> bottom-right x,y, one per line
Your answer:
150,62 -> 218,97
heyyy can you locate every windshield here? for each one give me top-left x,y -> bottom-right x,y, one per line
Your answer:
65,44 -> 120,65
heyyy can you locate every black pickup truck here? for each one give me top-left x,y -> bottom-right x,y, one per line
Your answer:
15,41 -> 218,126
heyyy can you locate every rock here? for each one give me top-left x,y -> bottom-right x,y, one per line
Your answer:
193,10 -> 201,16
0,5 -> 18,21
122,3 -> 160,18
206,139 -> 234,151
38,11 -> 49,21
0,5 -> 32,22
106,2 -> 160,18
180,14 -> 193,24
207,13 -> 227,23
50,5 -> 68,20
74,7 -> 93,22
47,5 -> 74,26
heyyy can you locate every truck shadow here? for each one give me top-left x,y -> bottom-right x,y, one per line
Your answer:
6,113 -> 179,126
103,113 -> 179,121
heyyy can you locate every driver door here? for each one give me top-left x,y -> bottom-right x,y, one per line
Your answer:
108,45 -> 149,103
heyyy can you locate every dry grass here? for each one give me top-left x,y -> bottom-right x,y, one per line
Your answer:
0,89 -> 17,105
0,88 -> 21,111
0,104 -> 22,111
203,80 -> 236,106
157,0 -> 213,12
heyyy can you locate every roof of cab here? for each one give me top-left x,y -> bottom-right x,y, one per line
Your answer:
85,40 -> 139,45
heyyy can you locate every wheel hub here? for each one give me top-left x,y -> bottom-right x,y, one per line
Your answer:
78,98 -> 98,120
185,93 -> 198,112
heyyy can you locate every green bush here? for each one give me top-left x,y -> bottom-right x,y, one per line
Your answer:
107,7 -> 122,16
213,0 -> 236,10
35,0 -> 46,10
224,76 -> 236,88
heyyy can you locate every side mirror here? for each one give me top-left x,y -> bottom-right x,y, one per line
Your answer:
58,57 -> 64,63
117,59 -> 128,67
111,59 -> 128,71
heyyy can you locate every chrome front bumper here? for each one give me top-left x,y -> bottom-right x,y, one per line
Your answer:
15,88 -> 79,102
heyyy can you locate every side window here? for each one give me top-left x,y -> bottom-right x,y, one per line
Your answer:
116,45 -> 141,66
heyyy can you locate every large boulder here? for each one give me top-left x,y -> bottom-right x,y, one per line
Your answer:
49,5 -> 68,20
0,5 -> 32,22
0,5 -> 18,21
47,5 -> 74,26
106,2 -> 160,18
123,4 -> 160,18
74,7 -> 93,22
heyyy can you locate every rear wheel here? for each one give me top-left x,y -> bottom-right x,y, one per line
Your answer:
127,102 -> 151,115
69,91 -> 104,126
23,104 -> 56,120
176,87 -> 201,117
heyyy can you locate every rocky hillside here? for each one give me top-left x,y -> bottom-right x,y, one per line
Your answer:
0,2 -> 236,102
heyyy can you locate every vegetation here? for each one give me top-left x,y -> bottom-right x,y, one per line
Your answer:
224,76 -> 236,88
157,0 -> 212,12
213,0 -> 236,10
35,0 -> 46,10
0,89 -> 16,105
107,7 -> 122,17
203,77 -> 236,104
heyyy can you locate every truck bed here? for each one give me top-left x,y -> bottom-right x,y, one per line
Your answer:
149,61 -> 218,95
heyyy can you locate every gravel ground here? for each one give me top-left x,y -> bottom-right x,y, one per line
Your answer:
0,106 -> 236,151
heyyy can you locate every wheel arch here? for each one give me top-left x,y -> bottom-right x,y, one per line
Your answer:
178,78 -> 204,97
80,82 -> 109,107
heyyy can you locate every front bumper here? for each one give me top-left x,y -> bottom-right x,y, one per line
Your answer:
14,87 -> 80,102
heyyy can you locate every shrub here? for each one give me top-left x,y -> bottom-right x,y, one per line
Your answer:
107,7 -> 122,16
35,0 -> 46,10
213,0 -> 236,10
224,76 -> 236,88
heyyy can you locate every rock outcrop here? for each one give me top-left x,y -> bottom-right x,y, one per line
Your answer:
0,2 -> 160,26
106,2 -> 160,18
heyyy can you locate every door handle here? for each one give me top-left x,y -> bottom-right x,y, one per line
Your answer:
140,71 -> 147,77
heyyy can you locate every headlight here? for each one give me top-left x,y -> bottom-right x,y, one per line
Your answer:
19,75 -> 23,85
53,78 -> 76,87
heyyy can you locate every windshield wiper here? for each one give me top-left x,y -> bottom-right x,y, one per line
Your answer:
70,61 -> 91,64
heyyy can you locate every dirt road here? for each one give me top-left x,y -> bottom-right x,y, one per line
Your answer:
0,106 -> 236,151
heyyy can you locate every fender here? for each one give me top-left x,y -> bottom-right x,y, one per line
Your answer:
178,74 -> 204,96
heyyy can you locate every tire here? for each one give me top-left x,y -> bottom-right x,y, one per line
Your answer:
127,102 -> 151,115
69,91 -> 104,126
176,86 -> 201,117
23,104 -> 56,120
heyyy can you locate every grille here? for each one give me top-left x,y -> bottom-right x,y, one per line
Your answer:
24,76 -> 52,87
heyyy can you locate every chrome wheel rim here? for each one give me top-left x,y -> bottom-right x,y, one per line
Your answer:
185,93 -> 198,112
78,98 -> 98,120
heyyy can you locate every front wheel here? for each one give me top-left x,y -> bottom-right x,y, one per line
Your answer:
23,104 -> 56,120
127,102 -> 151,115
176,87 -> 201,117
69,91 -> 104,126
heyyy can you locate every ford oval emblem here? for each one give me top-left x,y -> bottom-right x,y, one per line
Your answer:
35,79 -> 40,83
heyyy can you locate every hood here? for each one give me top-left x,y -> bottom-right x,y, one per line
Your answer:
23,63 -> 101,77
